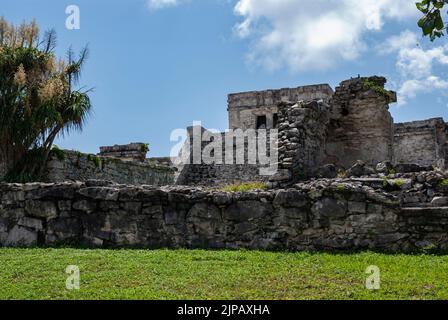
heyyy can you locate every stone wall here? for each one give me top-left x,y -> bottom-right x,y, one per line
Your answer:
45,150 -> 175,186
228,84 -> 334,130
174,126 -> 274,186
393,118 -> 447,167
325,76 -> 396,169
99,143 -> 148,162
176,164 -> 268,186
270,100 -> 330,187
1,170 -> 448,252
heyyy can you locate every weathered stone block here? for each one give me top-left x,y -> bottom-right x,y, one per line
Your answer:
224,201 -> 272,222
311,198 -> 347,218
25,200 -> 58,219
73,200 -> 96,213
6,226 -> 37,246
431,197 -> 448,207
78,187 -> 119,201
18,217 -> 43,231
348,201 -> 366,214
274,190 -> 308,208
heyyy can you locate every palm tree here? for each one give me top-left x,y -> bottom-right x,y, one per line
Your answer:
0,18 -> 92,182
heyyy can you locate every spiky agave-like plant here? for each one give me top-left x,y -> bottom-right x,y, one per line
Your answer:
0,18 -> 92,182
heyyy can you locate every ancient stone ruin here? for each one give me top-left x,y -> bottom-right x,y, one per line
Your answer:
176,76 -> 446,187
1,75 -> 448,252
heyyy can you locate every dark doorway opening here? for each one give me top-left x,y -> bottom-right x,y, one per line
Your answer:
256,115 -> 267,129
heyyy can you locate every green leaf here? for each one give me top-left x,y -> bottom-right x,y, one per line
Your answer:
435,13 -> 444,29
434,1 -> 444,9
422,18 -> 436,34
416,2 -> 430,13
418,16 -> 427,27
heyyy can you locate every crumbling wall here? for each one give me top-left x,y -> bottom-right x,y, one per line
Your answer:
393,118 -> 447,167
1,170 -> 448,252
99,143 -> 147,162
228,84 -> 334,130
325,77 -> 396,169
270,100 -> 330,187
175,127 -> 273,186
45,150 -> 175,186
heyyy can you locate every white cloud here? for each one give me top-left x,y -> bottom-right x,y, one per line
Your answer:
381,30 -> 448,106
148,0 -> 185,10
377,30 -> 419,54
397,46 -> 448,79
233,0 -> 417,71
399,77 -> 448,106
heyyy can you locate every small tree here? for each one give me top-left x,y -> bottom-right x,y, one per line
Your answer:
0,18 -> 92,182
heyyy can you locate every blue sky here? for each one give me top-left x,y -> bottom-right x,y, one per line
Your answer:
2,0 -> 448,156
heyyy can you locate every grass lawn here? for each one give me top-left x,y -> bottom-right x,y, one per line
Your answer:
0,248 -> 447,300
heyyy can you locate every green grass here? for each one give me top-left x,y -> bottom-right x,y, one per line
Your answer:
0,248 -> 447,300
219,182 -> 268,192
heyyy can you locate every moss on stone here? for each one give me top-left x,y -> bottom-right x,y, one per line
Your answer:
363,80 -> 395,103
219,182 -> 268,192
87,154 -> 102,168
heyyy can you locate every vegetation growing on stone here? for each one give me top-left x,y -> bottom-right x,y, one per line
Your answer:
337,169 -> 348,179
87,154 -> 102,168
363,80 -> 396,103
141,143 -> 150,154
394,179 -> 406,188
51,145 -> 65,161
382,177 -> 406,191
219,182 -> 268,192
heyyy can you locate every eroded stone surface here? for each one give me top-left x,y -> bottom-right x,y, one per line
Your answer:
1,171 -> 448,252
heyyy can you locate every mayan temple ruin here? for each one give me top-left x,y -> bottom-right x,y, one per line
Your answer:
1,75 -> 444,186
2,75 -> 448,252
176,76 -> 446,187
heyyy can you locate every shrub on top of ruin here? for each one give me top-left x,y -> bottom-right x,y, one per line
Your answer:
87,154 -> 102,168
0,17 -> 92,182
51,145 -> 66,161
141,143 -> 150,154
363,80 -> 395,103
439,179 -> 448,186
219,182 -> 268,193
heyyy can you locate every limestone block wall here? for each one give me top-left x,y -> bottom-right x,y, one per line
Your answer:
176,164 -> 268,186
175,127 -> 273,186
271,100 -> 330,186
1,170 -> 448,252
325,77 -> 395,169
45,150 -> 175,186
393,118 -> 447,167
228,84 -> 334,130
99,143 -> 147,162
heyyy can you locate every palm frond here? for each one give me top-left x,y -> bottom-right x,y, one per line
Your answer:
42,29 -> 57,53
